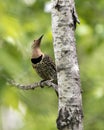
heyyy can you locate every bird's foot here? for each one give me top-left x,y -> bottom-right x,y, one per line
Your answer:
40,80 -> 46,88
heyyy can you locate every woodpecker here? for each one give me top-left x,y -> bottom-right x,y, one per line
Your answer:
31,35 -> 57,87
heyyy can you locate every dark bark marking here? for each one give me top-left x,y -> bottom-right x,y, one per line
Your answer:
56,106 -> 83,130
72,8 -> 80,30
55,0 -> 62,11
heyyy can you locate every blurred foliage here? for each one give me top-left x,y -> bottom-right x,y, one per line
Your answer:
0,0 -> 104,130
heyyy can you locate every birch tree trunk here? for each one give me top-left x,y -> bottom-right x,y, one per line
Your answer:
51,0 -> 83,130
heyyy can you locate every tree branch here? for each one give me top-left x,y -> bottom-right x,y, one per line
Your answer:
8,79 -> 58,92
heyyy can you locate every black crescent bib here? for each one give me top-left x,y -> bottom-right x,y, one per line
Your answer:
31,55 -> 42,64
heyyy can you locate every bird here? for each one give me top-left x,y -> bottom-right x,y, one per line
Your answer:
31,35 -> 57,93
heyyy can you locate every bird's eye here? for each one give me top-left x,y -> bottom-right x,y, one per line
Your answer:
32,43 -> 35,48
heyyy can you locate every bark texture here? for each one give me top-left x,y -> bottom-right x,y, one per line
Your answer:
51,0 -> 83,130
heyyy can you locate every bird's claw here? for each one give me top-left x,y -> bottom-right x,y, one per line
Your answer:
40,80 -> 46,88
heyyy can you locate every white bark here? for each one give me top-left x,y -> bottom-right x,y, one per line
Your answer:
51,0 -> 83,130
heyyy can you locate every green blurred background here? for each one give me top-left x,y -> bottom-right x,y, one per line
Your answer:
0,0 -> 104,130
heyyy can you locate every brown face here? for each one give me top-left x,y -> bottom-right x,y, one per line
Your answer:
32,35 -> 44,48
32,40 -> 39,48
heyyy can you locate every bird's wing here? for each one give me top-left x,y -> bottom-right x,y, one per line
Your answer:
44,54 -> 56,72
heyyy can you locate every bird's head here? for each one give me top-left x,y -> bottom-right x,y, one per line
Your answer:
31,35 -> 44,58
32,34 -> 44,48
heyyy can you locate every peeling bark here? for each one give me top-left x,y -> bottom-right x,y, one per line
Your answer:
51,0 -> 83,130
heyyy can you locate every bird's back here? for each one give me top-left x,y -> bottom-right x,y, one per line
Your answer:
31,54 -> 57,84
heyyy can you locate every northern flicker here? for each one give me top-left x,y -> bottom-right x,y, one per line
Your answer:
31,35 -> 57,87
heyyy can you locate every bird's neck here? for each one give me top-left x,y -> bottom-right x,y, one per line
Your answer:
32,48 -> 44,59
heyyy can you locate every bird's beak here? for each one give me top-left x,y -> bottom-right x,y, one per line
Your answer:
36,34 -> 44,47
38,34 -> 44,41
